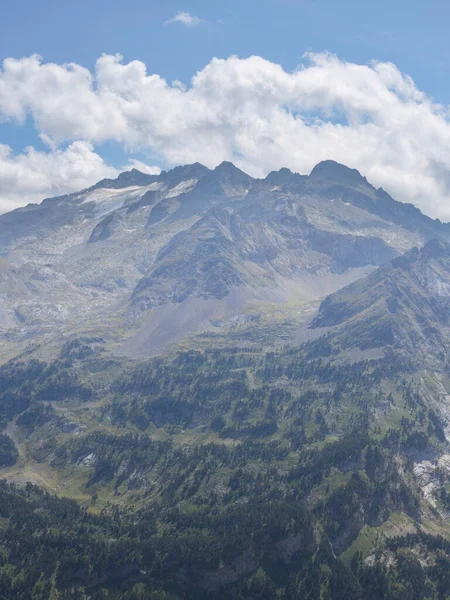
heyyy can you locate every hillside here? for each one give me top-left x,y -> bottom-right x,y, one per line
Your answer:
1,162 -> 450,598
311,239 -> 450,364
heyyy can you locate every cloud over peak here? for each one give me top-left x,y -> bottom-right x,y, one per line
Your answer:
0,140 -> 160,212
165,11 -> 201,27
2,52 -> 450,218
0,141 -> 117,212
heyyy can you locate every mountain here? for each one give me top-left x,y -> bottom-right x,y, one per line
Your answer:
1,159 -> 448,359
3,161 -> 450,598
311,239 -> 450,365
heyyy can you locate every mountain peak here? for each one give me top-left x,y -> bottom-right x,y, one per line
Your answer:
161,162 -> 210,180
196,161 -> 253,196
309,160 -> 368,187
264,167 -> 307,188
421,237 -> 450,258
92,168 -> 160,191
391,239 -> 450,271
214,160 -> 245,173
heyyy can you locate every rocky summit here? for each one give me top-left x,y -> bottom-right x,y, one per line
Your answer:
0,159 -> 447,359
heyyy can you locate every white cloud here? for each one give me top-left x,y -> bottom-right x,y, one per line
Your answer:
2,52 -> 450,218
124,159 -> 161,175
0,141 -> 118,212
0,142 -> 162,212
165,11 -> 201,27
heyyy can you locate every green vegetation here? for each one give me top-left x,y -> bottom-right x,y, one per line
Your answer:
0,434 -> 18,467
0,337 -> 449,598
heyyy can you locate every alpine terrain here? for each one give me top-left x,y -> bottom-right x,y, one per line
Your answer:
1,160 -> 450,599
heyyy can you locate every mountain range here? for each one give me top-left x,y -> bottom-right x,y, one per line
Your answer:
1,158 -> 448,360
3,160 -> 450,598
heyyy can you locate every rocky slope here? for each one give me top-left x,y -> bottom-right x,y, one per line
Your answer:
311,239 -> 450,364
1,159 -> 449,359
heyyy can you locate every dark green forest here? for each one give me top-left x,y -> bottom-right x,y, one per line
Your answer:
0,338 -> 450,599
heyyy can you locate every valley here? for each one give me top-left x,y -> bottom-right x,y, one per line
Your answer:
1,161 -> 450,598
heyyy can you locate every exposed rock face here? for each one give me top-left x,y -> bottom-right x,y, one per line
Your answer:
195,161 -> 253,197
309,160 -> 369,186
88,213 -> 123,243
311,239 -> 450,362
1,159 -> 449,357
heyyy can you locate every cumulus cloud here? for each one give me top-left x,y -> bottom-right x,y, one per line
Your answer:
0,141 -> 120,212
0,141 -> 161,212
2,52 -> 450,218
124,159 -> 161,175
165,11 -> 201,27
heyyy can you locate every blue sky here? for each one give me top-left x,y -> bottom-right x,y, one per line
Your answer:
2,0 -> 450,217
2,0 -> 449,96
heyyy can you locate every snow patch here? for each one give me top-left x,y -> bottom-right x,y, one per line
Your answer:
81,182 -> 166,218
146,182 -> 166,192
78,452 -> 97,467
81,186 -> 144,216
165,179 -> 198,198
